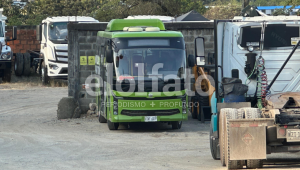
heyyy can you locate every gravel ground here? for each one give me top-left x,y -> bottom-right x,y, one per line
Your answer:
0,84 -> 299,170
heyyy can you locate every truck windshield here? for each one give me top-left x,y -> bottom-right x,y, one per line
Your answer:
114,48 -> 186,79
0,22 -> 3,37
49,22 -> 68,43
240,24 -> 300,48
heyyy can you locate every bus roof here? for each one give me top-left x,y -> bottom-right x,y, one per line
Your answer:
106,19 -> 166,31
97,31 -> 183,38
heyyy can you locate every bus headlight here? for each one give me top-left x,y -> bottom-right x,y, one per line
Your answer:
113,101 -> 118,115
182,99 -> 187,114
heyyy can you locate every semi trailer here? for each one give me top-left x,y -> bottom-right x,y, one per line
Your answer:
207,16 -> 300,169
13,16 -> 99,84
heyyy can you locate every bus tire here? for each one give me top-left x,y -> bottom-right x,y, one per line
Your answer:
107,120 -> 119,130
23,53 -> 31,76
14,53 -> 24,76
99,112 -> 107,123
172,121 -> 182,129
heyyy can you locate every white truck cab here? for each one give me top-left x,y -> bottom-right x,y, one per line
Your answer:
0,8 -> 17,83
36,16 -> 99,84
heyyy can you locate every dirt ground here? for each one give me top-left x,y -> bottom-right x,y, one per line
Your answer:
0,82 -> 299,170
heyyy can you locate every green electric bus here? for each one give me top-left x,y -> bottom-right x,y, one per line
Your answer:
95,19 -> 188,130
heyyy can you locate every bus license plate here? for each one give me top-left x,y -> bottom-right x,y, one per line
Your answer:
287,129 -> 300,142
145,116 -> 157,122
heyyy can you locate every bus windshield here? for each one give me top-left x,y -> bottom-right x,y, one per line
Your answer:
114,48 -> 186,79
49,22 -> 68,43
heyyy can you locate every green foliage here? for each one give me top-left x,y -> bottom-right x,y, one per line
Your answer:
203,0 -> 242,20
94,0 -> 207,22
272,8 -> 291,16
250,0 -> 284,6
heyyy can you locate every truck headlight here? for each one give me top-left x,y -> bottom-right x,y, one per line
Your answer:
182,99 -> 187,114
1,54 -> 9,60
113,101 -> 118,115
49,64 -> 59,70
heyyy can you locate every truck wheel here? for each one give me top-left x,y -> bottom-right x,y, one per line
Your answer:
23,53 -> 31,76
99,111 -> 107,123
225,108 -> 243,169
246,160 -> 263,169
14,53 -> 24,76
107,120 -> 119,130
210,122 -> 219,160
41,61 -> 49,85
219,109 -> 227,166
243,108 -> 261,119
2,63 -> 11,82
172,121 -> 182,129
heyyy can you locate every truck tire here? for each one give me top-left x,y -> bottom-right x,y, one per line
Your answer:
14,53 -> 23,76
2,63 -> 11,82
99,111 -> 107,123
210,122 -> 219,160
172,121 -> 182,129
243,108 -> 263,169
225,108 -> 243,169
246,160 -> 263,169
23,53 -> 31,76
219,109 -> 227,166
243,108 -> 261,119
41,61 -> 49,85
107,120 -> 119,130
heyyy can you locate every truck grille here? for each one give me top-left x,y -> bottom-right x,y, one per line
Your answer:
55,47 -> 68,63
121,109 -> 180,116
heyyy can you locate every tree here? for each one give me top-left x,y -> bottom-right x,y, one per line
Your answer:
203,0 -> 241,20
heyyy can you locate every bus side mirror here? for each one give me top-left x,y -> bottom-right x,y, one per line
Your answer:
195,37 -> 205,66
188,54 -> 195,67
12,26 -> 17,40
36,25 -> 42,41
106,40 -> 113,63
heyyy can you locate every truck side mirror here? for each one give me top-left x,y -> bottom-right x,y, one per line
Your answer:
36,24 -> 42,41
188,54 -> 195,67
106,40 -> 113,63
12,26 -> 17,40
195,37 -> 205,66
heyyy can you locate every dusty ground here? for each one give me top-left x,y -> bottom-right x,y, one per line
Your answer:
0,83 -> 299,170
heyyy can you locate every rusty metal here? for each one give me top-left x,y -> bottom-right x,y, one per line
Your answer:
266,92 -> 300,109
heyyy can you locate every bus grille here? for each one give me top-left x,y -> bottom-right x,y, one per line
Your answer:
121,109 -> 180,116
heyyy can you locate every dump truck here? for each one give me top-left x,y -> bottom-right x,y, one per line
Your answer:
95,19 -> 190,130
207,16 -> 300,169
0,8 -> 17,83
14,16 -> 99,84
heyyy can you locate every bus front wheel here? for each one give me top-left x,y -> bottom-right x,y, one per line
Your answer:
107,120 -> 119,130
172,121 -> 182,129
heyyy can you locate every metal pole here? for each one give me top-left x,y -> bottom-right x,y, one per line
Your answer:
214,20 -> 219,102
267,40 -> 300,91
